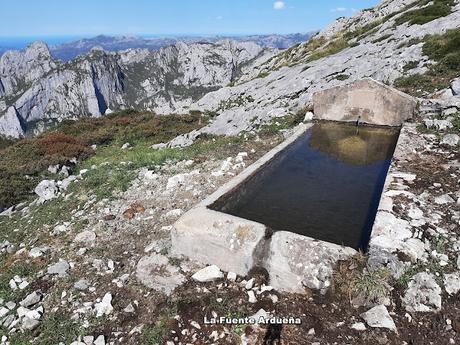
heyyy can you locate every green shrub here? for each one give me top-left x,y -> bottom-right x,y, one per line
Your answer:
403,61 -> 419,71
395,0 -> 455,26
335,74 -> 350,81
394,28 -> 460,96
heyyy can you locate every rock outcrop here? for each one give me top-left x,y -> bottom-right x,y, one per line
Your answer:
0,40 -> 274,137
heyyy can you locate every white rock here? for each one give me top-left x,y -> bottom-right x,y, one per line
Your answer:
402,272 -> 442,312
351,322 -> 367,331
121,143 -> 131,149
28,246 -> 50,258
451,77 -> 460,96
74,230 -> 97,244
304,111 -> 314,122
227,272 -> 237,281
247,290 -> 257,303
444,273 -> 460,295
441,134 -> 460,147
34,180 -> 58,201
94,293 -> 113,317
360,305 -> 396,332
20,291 -> 41,308
151,143 -> 167,150
245,278 -> 254,290
434,194 -> 455,205
0,307 -> 9,318
94,335 -> 105,345
47,260 -> 70,277
192,265 -> 224,282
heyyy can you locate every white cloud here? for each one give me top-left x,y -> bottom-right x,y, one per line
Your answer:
273,1 -> 286,10
330,7 -> 347,12
216,15 -> 224,20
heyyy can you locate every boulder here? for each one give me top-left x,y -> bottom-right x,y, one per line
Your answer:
402,272 -> 442,312
441,134 -> 460,147
34,180 -> 58,201
136,253 -> 185,295
360,305 -> 396,332
444,273 -> 460,295
451,77 -> 460,96
192,265 -> 224,282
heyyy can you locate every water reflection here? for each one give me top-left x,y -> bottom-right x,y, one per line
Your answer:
308,122 -> 399,166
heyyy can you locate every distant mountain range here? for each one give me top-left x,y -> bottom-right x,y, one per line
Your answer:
47,34 -> 315,61
10,33 -> 314,61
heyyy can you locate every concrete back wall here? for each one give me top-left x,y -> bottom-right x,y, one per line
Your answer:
313,78 -> 417,126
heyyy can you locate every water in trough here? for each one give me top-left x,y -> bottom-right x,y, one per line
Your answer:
210,122 -> 400,251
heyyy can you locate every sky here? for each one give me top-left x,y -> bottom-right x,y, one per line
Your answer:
0,0 -> 379,38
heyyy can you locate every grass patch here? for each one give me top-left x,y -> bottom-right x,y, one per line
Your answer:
395,0 -> 455,26
308,37 -> 349,62
394,28 -> 460,96
372,33 -> 393,43
403,61 -> 419,71
333,254 -> 391,305
257,111 -> 306,136
334,74 -> 350,81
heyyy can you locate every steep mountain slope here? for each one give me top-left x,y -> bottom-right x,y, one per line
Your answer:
175,0 -> 459,139
0,40 -> 275,137
49,33 -> 315,61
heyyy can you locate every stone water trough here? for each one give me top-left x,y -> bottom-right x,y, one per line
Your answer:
172,78 -> 417,293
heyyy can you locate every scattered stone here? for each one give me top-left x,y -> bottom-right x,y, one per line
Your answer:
245,278 -> 254,290
94,293 -> 113,317
74,230 -> 96,244
136,253 -> 185,295
227,272 -> 237,281
248,290 -> 257,303
19,291 -> 41,308
444,273 -> 460,295
94,335 -> 105,345
0,307 -> 9,318
21,317 -> 40,330
402,272 -> 442,312
304,111 -> 314,122
131,202 -> 145,213
28,246 -> 50,258
47,260 -> 70,277
124,303 -> 135,313
351,322 -> 367,331
360,305 -> 396,332
34,180 -> 58,201
164,209 -> 183,219
434,194 -> 455,205
5,301 -> 16,310
441,134 -> 460,147
192,265 -> 224,282
121,143 -> 131,150
152,143 -> 167,150
74,279 -> 90,291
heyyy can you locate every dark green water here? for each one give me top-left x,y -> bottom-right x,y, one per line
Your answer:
210,122 -> 400,251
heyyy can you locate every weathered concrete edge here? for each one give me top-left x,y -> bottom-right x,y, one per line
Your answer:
198,123 -> 313,207
369,122 -> 410,250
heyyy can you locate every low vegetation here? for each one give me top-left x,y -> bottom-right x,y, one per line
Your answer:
0,110 -> 204,209
394,28 -> 460,96
395,0 -> 455,26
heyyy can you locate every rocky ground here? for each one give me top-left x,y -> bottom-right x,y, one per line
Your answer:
0,105 -> 459,344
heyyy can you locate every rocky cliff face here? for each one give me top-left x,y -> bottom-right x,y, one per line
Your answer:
1,0 -> 459,139
174,0 -> 460,139
0,40 -> 275,137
